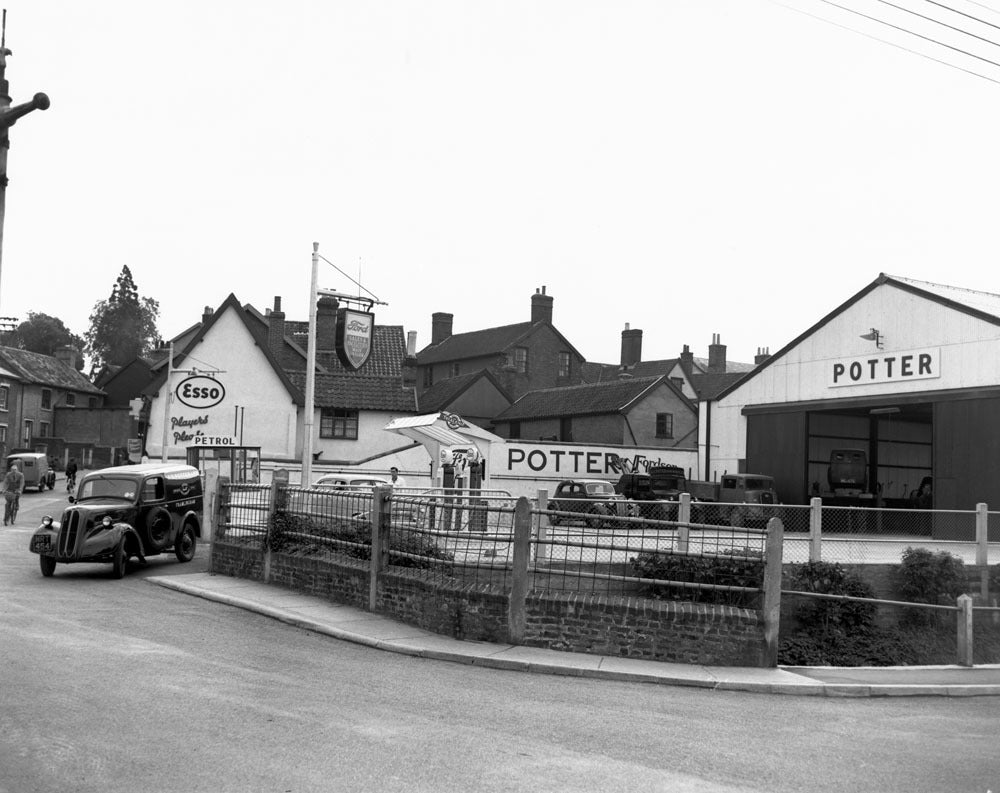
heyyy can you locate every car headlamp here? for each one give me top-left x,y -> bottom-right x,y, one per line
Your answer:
41,515 -> 53,527
101,516 -> 113,527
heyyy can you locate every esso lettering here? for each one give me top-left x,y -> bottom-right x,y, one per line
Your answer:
175,376 -> 226,408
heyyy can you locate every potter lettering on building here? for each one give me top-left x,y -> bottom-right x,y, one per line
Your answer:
830,347 -> 940,388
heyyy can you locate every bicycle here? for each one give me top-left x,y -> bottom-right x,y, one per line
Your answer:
66,472 -> 77,493
3,490 -> 20,526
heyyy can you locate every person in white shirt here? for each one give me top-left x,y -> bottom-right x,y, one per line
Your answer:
389,467 -> 407,487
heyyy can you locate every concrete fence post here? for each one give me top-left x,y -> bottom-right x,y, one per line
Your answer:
677,493 -> 691,554
261,476 -> 283,584
209,476 -> 230,573
761,517 -> 785,668
369,485 -> 392,612
809,497 -> 822,562
508,497 -> 532,644
976,503 -> 989,601
536,489 -> 549,563
956,593 -> 974,667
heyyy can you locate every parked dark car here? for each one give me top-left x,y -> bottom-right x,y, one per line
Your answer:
29,463 -> 203,578
548,478 -> 627,528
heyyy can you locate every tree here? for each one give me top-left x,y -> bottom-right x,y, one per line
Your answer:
0,312 -> 85,357
85,265 -> 160,369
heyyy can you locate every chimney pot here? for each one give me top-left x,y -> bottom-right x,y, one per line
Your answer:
431,312 -> 453,345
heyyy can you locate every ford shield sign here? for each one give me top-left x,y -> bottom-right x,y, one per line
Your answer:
336,308 -> 374,370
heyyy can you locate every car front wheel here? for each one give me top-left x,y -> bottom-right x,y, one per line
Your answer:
39,555 -> 56,577
175,524 -> 197,563
112,538 -> 129,579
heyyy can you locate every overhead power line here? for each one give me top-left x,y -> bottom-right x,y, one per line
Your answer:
923,0 -> 1000,33
772,0 -> 1000,85
873,0 -> 1000,48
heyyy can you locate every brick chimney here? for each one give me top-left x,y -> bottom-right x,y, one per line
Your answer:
202,305 -> 214,325
708,333 -> 727,373
402,331 -> 418,388
530,286 -> 553,324
267,296 -> 285,357
431,312 -> 453,345
620,323 -> 642,367
316,296 -> 339,351
679,344 -> 694,369
54,345 -> 82,371
755,346 -> 771,366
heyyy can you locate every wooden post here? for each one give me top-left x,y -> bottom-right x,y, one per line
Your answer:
956,594 -> 974,667
369,485 -> 392,612
508,497 -> 531,644
809,497 -> 822,562
677,493 -> 691,554
536,489 -> 549,563
761,517 -> 785,668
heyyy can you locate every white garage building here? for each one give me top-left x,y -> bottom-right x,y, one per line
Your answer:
701,273 -> 1000,512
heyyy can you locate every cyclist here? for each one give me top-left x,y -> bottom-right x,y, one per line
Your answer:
2,462 -> 24,526
65,457 -> 79,493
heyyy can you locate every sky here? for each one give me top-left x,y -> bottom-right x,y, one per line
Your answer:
1,0 -> 999,369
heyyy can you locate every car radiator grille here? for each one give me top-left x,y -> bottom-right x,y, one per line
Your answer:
57,510 -> 82,557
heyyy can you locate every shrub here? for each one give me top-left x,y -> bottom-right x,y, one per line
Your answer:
895,547 -> 967,627
630,549 -> 764,607
785,560 -> 877,633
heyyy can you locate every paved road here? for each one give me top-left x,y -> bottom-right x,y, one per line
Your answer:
3,486 -> 999,792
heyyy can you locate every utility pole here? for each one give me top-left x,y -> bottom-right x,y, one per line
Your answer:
0,11 -> 50,315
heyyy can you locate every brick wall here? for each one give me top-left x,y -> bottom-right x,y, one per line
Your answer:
212,541 -> 266,581
270,552 -> 369,609
523,593 -> 765,666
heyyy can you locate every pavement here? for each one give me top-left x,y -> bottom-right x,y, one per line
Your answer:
148,571 -> 1000,698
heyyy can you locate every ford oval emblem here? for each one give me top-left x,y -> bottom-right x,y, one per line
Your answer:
176,375 -> 226,409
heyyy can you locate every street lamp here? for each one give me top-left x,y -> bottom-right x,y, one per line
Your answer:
0,21 -> 50,315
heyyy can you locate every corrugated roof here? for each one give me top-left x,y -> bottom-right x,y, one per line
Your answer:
887,274 -> 1000,318
495,376 -> 666,421
0,347 -> 103,394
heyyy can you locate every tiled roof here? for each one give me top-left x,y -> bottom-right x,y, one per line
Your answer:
689,371 -> 748,400
416,322 -> 534,364
284,320 -> 406,377
0,347 -> 103,394
495,376 -> 667,421
419,369 -> 512,413
286,371 -> 416,411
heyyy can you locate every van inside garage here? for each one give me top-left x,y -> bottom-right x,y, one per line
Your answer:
745,390 -> 1000,511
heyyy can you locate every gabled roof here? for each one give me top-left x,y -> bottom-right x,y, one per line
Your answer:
494,375 -> 693,421
714,272 -> 1000,402
418,369 -> 513,413
689,371 -> 748,401
145,294 -> 303,403
147,294 -> 417,413
0,347 -> 103,394
416,320 -> 584,365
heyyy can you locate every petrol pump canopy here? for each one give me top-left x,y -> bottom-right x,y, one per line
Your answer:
383,412 -> 502,461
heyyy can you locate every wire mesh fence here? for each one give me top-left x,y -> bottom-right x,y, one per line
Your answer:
533,500 -> 770,606
216,483 -> 271,548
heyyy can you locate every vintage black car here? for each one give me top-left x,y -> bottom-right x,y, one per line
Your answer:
29,463 -> 204,578
548,478 -> 627,528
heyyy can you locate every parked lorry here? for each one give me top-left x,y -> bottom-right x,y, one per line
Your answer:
616,466 -> 779,527
827,448 -> 868,497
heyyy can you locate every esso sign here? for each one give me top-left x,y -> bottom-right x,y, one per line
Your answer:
175,375 -> 226,409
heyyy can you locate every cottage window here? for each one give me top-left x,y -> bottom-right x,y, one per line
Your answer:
506,347 -> 528,374
0,386 -> 8,412
41,389 -> 52,410
0,425 -> 6,444
559,417 -> 573,442
320,408 -> 359,440
423,368 -> 433,389
558,352 -> 571,379
65,393 -> 76,407
508,420 -> 521,440
655,412 -> 674,439
40,422 -> 50,438
23,419 -> 33,446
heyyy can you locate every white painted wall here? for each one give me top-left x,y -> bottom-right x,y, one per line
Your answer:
705,283 -> 1000,480
146,309 -> 299,461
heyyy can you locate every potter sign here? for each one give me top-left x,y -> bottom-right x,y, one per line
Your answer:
829,347 -> 940,388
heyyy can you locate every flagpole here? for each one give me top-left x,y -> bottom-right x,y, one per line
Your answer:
302,242 -> 319,485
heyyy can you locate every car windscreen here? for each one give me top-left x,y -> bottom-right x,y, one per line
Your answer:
78,476 -> 138,501
651,476 -> 683,490
584,482 -> 615,496
743,478 -> 773,490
